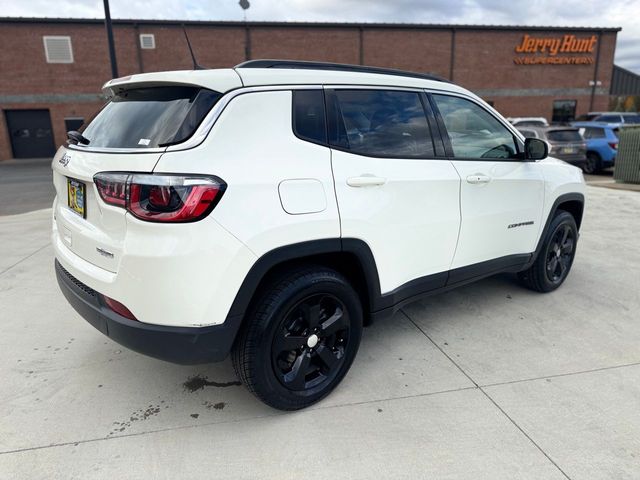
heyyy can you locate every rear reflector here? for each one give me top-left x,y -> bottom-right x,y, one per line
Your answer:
94,173 -> 226,223
102,295 -> 137,320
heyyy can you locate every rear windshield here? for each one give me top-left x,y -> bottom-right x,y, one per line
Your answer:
514,120 -> 546,127
624,114 -> 640,124
547,129 -> 582,142
81,86 -> 221,148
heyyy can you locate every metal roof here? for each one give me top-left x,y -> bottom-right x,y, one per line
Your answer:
0,17 -> 622,32
611,65 -> 640,95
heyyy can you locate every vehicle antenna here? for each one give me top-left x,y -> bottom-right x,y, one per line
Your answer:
182,24 -> 205,70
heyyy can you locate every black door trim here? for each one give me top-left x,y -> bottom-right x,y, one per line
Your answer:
228,238 -> 535,324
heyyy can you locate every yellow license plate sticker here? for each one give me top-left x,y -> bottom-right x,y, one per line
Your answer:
67,178 -> 86,218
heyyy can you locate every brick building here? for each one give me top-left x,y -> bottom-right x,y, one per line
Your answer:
0,17 -> 625,160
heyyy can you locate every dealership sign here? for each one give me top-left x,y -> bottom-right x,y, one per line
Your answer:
514,34 -> 597,65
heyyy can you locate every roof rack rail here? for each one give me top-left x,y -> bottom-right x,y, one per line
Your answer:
234,59 -> 448,83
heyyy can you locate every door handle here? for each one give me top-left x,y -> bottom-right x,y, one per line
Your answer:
466,174 -> 491,185
346,175 -> 387,187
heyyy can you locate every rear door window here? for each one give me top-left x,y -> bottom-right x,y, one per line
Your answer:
596,115 -> 621,123
432,94 -> 518,160
326,89 -> 435,158
583,127 -> 605,139
547,130 -> 583,142
81,86 -> 221,149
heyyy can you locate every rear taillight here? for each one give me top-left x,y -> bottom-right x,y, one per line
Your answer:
608,142 -> 618,150
94,173 -> 226,223
94,173 -> 128,207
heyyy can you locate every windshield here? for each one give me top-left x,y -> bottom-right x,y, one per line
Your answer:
81,86 -> 221,149
547,130 -> 583,142
625,114 -> 640,124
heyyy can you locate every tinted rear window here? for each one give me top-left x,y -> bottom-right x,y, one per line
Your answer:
518,129 -> 537,138
292,90 -> 327,144
547,130 -> 583,142
81,86 -> 221,148
327,89 -> 435,158
624,114 -> 640,124
514,120 -> 546,127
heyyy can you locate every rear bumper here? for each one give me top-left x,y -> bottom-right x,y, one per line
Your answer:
55,259 -> 242,364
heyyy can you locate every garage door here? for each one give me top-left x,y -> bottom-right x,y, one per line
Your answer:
5,109 -> 56,158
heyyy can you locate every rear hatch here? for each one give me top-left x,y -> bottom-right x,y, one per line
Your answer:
547,128 -> 586,160
52,84 -> 224,272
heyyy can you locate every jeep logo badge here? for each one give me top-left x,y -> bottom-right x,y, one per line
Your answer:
59,153 -> 71,167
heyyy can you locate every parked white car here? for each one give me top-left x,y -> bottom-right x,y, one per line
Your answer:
507,116 -> 549,127
53,60 -> 585,410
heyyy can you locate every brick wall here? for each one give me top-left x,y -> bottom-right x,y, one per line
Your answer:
0,19 -> 619,160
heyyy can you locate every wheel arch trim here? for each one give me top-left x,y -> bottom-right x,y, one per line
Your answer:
226,238 -> 383,319
528,192 -> 585,267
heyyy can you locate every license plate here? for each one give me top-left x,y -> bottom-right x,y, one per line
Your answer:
67,178 -> 86,218
561,147 -> 577,154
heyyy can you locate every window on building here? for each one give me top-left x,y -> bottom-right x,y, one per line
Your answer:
64,117 -> 85,132
292,90 -> 326,144
139,34 -> 156,49
43,36 -> 74,63
432,94 -> 518,160
326,89 -> 435,158
551,100 -> 577,123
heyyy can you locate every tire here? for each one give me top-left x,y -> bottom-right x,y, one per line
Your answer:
518,210 -> 578,293
583,152 -> 602,174
232,266 -> 363,410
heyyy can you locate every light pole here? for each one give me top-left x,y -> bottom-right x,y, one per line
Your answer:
103,0 -> 119,78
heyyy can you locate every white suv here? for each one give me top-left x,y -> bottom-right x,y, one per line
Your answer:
53,60 -> 585,410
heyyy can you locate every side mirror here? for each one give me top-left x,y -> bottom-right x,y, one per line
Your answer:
524,137 -> 548,161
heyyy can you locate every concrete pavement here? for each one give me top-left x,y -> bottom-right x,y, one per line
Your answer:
1,185 -> 639,479
0,158 -> 54,216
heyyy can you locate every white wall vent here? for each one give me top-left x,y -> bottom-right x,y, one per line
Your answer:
140,34 -> 156,49
43,36 -> 74,63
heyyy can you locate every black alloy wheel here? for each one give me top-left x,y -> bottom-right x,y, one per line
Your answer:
518,210 -> 578,293
545,223 -> 575,284
272,294 -> 350,392
232,266 -> 363,410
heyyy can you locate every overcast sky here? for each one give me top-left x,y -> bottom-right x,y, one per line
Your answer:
1,0 -> 639,72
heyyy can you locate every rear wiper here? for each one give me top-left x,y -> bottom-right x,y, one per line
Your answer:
67,130 -> 90,145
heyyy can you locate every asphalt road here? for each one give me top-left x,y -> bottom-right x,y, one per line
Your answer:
0,185 -> 639,479
0,158 -> 54,216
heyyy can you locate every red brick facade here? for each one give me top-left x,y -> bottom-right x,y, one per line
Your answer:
0,18 -> 619,160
